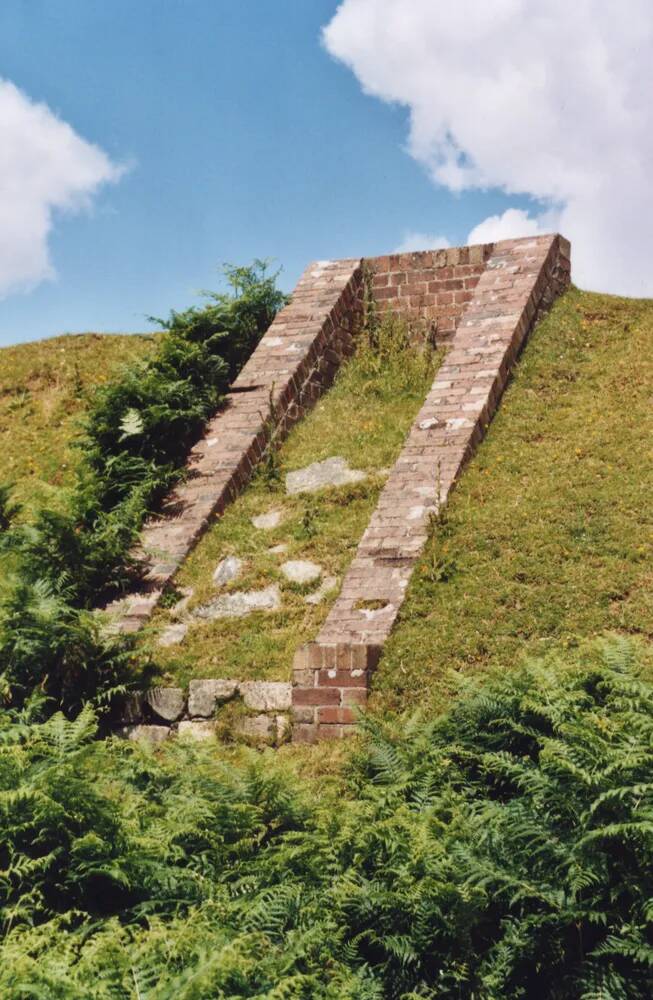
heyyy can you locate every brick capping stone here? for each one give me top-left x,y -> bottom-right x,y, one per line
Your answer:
104,234 -> 570,744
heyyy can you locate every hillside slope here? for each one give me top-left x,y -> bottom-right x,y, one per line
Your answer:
0,332 -> 155,514
375,287 -> 653,714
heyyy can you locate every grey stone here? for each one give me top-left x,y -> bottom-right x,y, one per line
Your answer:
119,724 -> 170,744
280,559 -> 322,585
236,713 -> 276,744
285,456 -> 366,495
146,687 -> 185,722
239,681 -> 292,711
213,555 -> 242,587
178,720 -> 218,742
304,575 -> 338,605
419,417 -> 441,430
158,623 -> 188,647
252,510 -> 283,530
193,585 -> 281,621
268,543 -> 289,555
188,678 -> 238,717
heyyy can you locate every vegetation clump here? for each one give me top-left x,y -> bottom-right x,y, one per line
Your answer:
0,263 -> 287,714
1,641 -> 652,997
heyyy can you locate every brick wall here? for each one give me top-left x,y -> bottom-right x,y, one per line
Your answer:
106,258 -> 364,633
369,243 -> 492,342
291,234 -> 571,742
103,233 -> 571,746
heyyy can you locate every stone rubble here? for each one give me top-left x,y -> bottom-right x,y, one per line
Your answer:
304,575 -> 338,605
193,585 -> 281,621
280,560 -> 322,585
268,543 -> 289,555
251,510 -> 283,530
212,555 -> 242,587
158,623 -> 189,647
285,456 -> 366,495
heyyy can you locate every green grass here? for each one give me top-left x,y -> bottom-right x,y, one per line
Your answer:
0,332 -> 156,515
374,287 -> 653,715
149,319 -> 441,686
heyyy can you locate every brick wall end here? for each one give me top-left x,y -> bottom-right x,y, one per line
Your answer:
291,642 -> 381,743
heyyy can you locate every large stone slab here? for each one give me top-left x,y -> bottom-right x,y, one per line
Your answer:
146,687 -> 185,722
239,681 -> 292,711
281,560 -> 322,585
286,456 -> 366,495
193,585 -> 281,621
188,678 -> 238,717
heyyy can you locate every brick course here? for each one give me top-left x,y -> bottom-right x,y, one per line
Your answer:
370,244 -> 491,342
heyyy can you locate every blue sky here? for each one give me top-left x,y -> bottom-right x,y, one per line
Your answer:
0,1 -> 528,346
1,2 -> 649,346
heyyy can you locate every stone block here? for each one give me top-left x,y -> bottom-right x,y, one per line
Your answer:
178,720 -> 218,742
188,678 -> 238,717
119,724 -> 170,744
146,687 -> 185,722
239,681 -> 292,711
236,713 -> 276,745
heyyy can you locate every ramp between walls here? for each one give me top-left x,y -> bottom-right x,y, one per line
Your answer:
291,234 -> 571,742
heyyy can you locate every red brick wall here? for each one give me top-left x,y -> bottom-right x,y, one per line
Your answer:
367,243 -> 492,343
292,234 -> 571,743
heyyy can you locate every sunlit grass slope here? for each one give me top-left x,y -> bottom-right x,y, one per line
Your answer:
374,287 -> 653,715
0,332 -> 156,514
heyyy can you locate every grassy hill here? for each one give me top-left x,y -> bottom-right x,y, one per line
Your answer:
0,331 -> 156,516
3,291 -> 652,709
2,289 -> 653,995
374,287 -> 653,715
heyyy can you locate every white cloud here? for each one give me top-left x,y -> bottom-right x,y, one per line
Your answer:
394,231 -> 450,253
323,1 -> 653,296
0,79 -> 125,298
467,208 -> 549,246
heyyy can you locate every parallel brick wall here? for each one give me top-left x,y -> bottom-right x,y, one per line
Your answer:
291,234 -> 571,742
107,258 -> 364,633
370,243 -> 492,342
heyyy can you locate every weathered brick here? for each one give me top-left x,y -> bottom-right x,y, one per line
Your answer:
292,687 -> 341,707
317,707 -> 357,724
